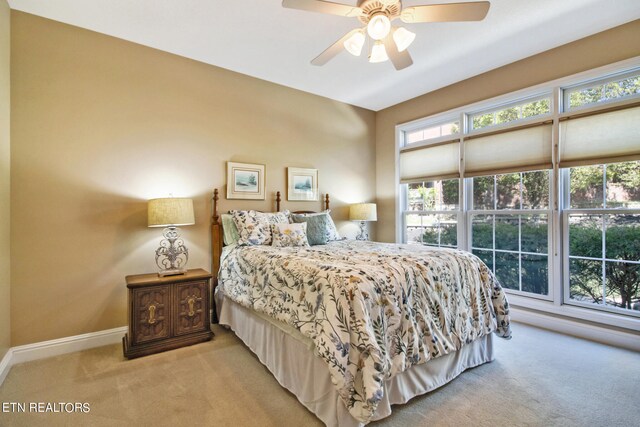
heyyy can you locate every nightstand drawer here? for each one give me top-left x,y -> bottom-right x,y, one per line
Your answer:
132,285 -> 171,344
175,280 -> 207,335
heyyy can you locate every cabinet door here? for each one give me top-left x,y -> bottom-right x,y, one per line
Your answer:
175,281 -> 207,335
132,285 -> 171,344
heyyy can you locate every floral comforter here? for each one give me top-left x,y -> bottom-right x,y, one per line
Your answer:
217,240 -> 511,422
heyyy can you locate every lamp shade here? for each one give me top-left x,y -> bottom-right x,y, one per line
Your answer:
148,198 -> 195,227
349,203 -> 377,222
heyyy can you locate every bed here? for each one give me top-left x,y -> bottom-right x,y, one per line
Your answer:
210,189 -> 511,426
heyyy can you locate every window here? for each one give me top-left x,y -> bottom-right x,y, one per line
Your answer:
470,171 -> 551,296
404,179 -> 459,248
565,71 -> 640,110
564,161 -> 640,315
405,120 -> 459,145
470,97 -> 551,131
398,63 -> 640,324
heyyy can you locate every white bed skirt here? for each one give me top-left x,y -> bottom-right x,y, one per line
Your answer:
218,295 -> 494,427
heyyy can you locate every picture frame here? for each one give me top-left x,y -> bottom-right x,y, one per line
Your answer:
287,167 -> 318,201
226,162 -> 265,200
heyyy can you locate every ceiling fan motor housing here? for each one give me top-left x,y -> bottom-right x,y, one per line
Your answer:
357,0 -> 401,24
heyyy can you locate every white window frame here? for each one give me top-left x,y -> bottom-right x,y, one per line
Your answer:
395,56 -> 640,332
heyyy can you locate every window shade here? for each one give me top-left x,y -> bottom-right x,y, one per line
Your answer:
464,123 -> 553,177
559,105 -> 640,168
399,140 -> 460,183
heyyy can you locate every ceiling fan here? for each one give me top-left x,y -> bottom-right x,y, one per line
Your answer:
282,0 -> 490,70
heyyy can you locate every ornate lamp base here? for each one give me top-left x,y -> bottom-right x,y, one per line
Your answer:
155,226 -> 189,277
355,221 -> 369,241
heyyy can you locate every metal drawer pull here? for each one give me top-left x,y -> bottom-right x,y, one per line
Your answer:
148,304 -> 157,324
187,297 -> 196,317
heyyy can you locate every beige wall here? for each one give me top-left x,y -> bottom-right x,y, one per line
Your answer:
10,12 -> 376,345
0,0 -> 10,358
375,20 -> 640,243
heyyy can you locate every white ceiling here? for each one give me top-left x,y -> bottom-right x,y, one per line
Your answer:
8,0 -> 640,111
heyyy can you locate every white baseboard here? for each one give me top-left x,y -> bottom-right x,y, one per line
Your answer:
511,307 -> 640,352
0,326 -> 127,387
0,348 -> 13,386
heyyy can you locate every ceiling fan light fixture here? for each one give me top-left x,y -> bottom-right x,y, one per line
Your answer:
369,40 -> 388,63
378,0 -> 398,6
343,29 -> 365,56
367,14 -> 391,40
393,27 -> 416,52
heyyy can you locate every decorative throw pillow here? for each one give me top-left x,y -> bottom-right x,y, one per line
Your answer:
231,210 -> 290,246
271,223 -> 309,247
291,210 -> 341,242
291,214 -> 329,245
221,213 -> 240,246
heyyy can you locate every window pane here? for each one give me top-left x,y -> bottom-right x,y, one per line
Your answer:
496,107 -> 519,125
605,214 -> 640,261
522,170 -> 549,209
407,183 -> 426,211
567,74 -> 640,109
440,215 -> 458,247
406,214 -> 457,248
495,216 -> 518,251
495,252 -> 519,290
406,130 -> 424,144
473,249 -> 493,270
522,254 -> 548,295
570,165 -> 604,208
521,215 -> 548,254
472,176 -> 494,210
522,99 -> 550,118
569,214 -> 603,258
569,258 -> 603,305
405,121 -> 460,145
472,215 -> 493,249
605,261 -> 640,311
496,173 -> 520,209
407,180 -> 459,211
441,179 -> 460,210
472,113 -> 494,130
605,161 -> 640,208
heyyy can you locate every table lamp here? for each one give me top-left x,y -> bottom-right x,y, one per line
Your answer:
148,197 -> 195,277
349,203 -> 377,241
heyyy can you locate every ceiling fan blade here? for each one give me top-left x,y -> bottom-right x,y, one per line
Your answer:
282,0 -> 364,18
311,29 -> 359,66
401,1 -> 490,23
383,32 -> 413,70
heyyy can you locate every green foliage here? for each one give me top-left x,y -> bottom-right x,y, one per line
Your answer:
421,223 -> 457,247
569,76 -> 640,108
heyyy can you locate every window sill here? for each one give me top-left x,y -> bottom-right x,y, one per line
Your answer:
507,294 -> 640,332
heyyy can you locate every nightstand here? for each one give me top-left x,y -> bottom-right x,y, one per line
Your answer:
123,268 -> 213,359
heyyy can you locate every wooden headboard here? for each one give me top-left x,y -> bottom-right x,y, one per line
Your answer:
210,188 -> 330,283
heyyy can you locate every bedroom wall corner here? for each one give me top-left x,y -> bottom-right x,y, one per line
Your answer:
0,0 -> 11,362
374,19 -> 640,243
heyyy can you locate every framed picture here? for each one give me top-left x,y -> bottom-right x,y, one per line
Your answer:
226,162 -> 265,200
287,167 -> 318,201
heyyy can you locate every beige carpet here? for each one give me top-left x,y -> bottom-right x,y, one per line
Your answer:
0,323 -> 638,427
